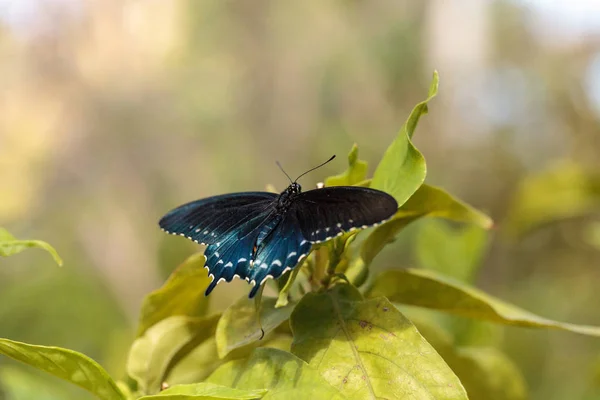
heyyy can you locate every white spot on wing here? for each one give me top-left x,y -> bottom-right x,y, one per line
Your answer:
337,223 -> 342,228
204,230 -> 209,235
260,263 -> 268,269
225,262 -> 233,268
272,260 -> 282,267
287,252 -> 297,259
238,258 -> 247,263
216,260 -> 224,265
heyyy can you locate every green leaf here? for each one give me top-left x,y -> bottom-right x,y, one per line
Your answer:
416,219 -> 489,282
137,382 -> 266,399
0,227 -> 63,266
0,338 -> 124,400
127,315 -> 220,395
505,162 -> 600,236
370,71 -> 439,205
324,144 -> 368,187
410,316 -> 527,400
361,183 -> 493,266
290,284 -> 468,400
207,348 -> 344,399
368,269 -> 600,337
137,253 -> 211,336
216,297 -> 294,359
0,366 -> 81,400
164,333 -> 292,387
275,266 -> 302,308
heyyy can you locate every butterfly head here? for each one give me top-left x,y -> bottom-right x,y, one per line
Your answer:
288,182 -> 302,194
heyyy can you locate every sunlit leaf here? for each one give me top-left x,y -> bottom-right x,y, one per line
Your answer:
505,162 -> 600,236
128,315 -> 220,395
411,316 -> 527,400
324,144 -> 368,187
275,266 -> 301,308
137,253 -> 211,336
0,227 -> 63,266
416,219 -> 489,282
361,183 -> 493,266
0,366 -> 82,400
370,71 -> 439,205
216,297 -> 294,359
368,269 -> 600,337
0,338 -> 124,400
207,348 -> 344,399
290,284 -> 468,399
165,333 -> 292,387
137,382 -> 267,399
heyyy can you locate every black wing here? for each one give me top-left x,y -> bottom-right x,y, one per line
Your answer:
291,186 -> 398,243
159,192 -> 278,245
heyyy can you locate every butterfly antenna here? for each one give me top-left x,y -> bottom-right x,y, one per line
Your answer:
276,161 -> 293,184
294,155 -> 336,182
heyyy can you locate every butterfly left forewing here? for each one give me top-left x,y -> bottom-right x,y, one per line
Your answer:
293,186 -> 398,243
159,192 -> 277,245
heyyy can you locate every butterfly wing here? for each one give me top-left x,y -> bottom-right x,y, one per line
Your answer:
292,186 -> 398,243
244,210 -> 312,298
159,192 -> 277,245
159,192 -> 279,295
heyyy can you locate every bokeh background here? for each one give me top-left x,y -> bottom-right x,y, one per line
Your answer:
1,1 -> 600,399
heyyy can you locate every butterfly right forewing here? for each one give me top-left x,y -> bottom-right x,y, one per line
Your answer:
292,186 -> 398,243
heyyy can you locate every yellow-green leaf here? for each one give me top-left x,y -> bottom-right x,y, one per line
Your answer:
0,338 -> 124,400
505,162 -> 600,236
324,144 -> 368,187
370,71 -> 439,206
165,334 -> 292,387
0,227 -> 63,266
275,266 -> 302,308
290,284 -> 468,400
215,297 -> 294,359
416,219 -> 489,282
361,183 -> 493,266
206,348 -> 344,399
127,315 -> 220,395
368,269 -> 600,337
137,253 -> 211,336
138,382 -> 267,399
410,316 -> 527,400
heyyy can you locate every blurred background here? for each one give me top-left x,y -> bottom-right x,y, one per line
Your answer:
1,0 -> 599,399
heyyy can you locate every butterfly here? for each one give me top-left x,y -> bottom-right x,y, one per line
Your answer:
159,155 -> 398,298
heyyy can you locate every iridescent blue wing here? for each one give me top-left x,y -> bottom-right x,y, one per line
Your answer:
244,211 -> 312,298
159,192 -> 277,245
293,186 -> 398,243
159,192 -> 278,295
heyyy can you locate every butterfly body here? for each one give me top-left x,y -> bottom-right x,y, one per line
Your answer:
159,182 -> 397,298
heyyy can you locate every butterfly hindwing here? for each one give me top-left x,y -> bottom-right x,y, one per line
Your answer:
244,211 -> 312,298
293,186 -> 398,243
